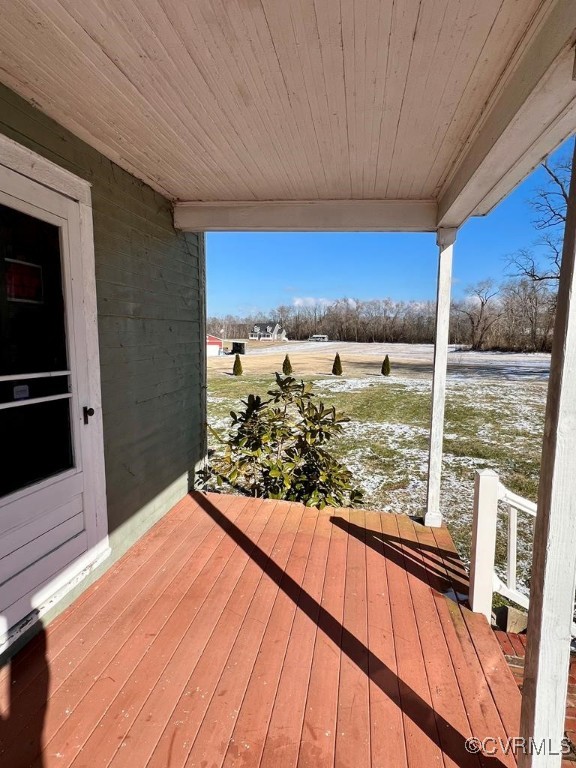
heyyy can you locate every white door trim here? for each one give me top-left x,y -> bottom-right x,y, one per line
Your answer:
0,134 -> 109,651
0,133 -> 92,204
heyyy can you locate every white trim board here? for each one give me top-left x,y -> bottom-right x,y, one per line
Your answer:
0,540 -> 111,655
174,199 -> 438,232
0,132 -> 91,205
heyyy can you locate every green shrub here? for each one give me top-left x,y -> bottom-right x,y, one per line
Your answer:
382,354 -> 391,376
332,352 -> 343,376
200,374 -> 363,509
232,354 -> 243,376
282,354 -> 293,375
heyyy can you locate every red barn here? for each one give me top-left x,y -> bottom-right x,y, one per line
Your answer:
206,334 -> 223,357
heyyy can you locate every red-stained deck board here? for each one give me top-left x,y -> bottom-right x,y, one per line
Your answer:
431,525 -> 522,745
364,510 -> 407,768
180,500 -> 297,768
334,509 -> 371,768
395,514 -> 480,768
66,495 -> 281,768
0,493 -> 209,711
223,503 -> 312,768
507,633 -> 526,659
39,494 -> 259,768
259,502 -> 333,768
0,493 -> 523,768
495,630 -> 517,658
413,522 -> 518,768
379,511 -> 445,768
296,508 -> 347,768
135,497 -> 289,768
4,493 -> 244,768
159,498 -> 288,768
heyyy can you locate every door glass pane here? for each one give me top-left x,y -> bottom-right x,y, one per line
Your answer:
0,203 -> 68,375
0,400 -> 74,497
0,203 -> 74,498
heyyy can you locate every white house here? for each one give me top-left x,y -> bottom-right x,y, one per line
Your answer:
248,322 -> 288,341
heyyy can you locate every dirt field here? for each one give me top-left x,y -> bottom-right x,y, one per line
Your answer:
208,340 -> 550,381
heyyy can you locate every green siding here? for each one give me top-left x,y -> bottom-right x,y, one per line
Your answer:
0,85 -> 206,569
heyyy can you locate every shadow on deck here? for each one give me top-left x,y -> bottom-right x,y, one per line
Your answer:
0,492 -> 522,767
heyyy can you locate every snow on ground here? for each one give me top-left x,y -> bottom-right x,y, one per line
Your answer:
344,449 -> 388,496
316,377 -> 389,393
244,340 -> 443,359
342,420 -> 431,446
246,340 -> 551,379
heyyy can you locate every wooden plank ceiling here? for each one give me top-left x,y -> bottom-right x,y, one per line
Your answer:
0,0 -> 573,218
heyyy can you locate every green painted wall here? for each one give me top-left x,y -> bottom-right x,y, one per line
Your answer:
0,85 -> 206,572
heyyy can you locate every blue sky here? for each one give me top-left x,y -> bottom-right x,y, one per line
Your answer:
206,140 -> 572,316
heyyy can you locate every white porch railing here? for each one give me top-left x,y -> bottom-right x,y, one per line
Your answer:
469,469 -> 576,635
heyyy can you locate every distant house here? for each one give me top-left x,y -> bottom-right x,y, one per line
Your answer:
206,334 -> 223,356
248,322 -> 288,341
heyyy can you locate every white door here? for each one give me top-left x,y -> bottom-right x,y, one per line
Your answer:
0,151 -> 108,646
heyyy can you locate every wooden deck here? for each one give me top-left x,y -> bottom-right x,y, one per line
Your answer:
0,492 -> 524,768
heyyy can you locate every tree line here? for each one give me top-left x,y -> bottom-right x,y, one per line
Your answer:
207,277 -> 556,352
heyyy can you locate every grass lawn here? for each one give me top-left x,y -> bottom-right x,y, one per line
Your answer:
206,367 -> 545,589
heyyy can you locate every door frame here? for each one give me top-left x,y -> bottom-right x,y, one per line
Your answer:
0,133 -> 109,649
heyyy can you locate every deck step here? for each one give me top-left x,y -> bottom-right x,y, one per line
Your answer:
494,630 -> 576,763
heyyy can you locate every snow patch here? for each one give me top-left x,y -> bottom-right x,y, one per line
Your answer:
315,377 -> 381,393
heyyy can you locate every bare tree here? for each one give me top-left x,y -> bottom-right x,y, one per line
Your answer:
530,155 -> 570,230
452,280 -> 502,351
499,279 -> 555,351
507,140 -> 573,283
507,244 -> 562,284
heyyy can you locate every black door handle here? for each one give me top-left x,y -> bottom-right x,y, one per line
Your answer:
83,406 -> 95,424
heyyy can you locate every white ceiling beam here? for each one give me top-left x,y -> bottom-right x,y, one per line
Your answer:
438,0 -> 576,228
173,200 -> 437,232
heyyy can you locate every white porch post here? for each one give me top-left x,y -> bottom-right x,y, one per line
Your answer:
425,227 -> 457,527
469,469 -> 500,621
518,141 -> 576,768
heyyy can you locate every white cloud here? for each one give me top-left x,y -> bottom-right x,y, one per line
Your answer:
292,296 -> 333,308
